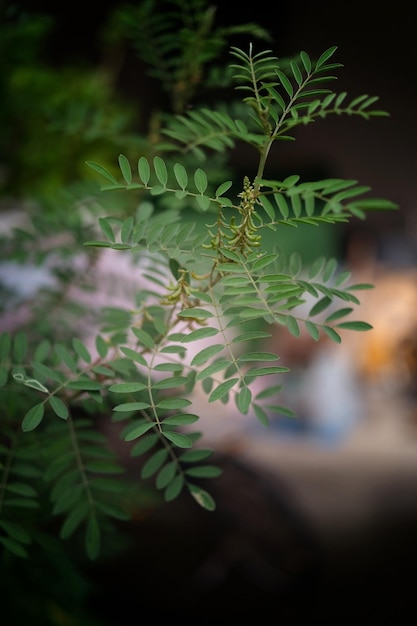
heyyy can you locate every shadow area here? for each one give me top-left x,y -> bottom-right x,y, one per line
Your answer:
84,451 -> 417,624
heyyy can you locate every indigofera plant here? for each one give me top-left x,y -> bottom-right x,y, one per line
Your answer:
0,30 -> 397,565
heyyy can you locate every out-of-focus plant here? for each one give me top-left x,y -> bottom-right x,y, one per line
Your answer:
0,2 -> 143,203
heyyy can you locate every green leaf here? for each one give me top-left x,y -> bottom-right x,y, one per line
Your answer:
112,242 -> 132,251
55,344 -> 78,373
121,216 -> 134,243
238,352 -> 279,362
309,257 -> 326,279
215,180 -> 233,197
67,380 -> 103,391
138,156 -> 150,185
190,344 -> 225,366
169,258 -> 182,280
0,521 -> 31,544
217,262 -> 246,273
160,345 -> 186,357
274,193 -> 289,219
173,162 -> 188,189
60,500 -> 89,539
98,217 -> 116,243
185,465 -> 223,478
109,382 -> 147,393
304,192 -> 315,216
180,449 -> 213,462
119,154 -> 132,184
275,69 -> 293,97
300,50 -> 311,73
322,326 -> 341,343
259,195 -> 275,220
245,366 -> 290,377
124,422 -> 155,441
45,459 -> 76,484
0,536 -> 28,558
253,403 -> 270,427
72,338 -> 91,364
157,398 -> 192,410
0,367 -> 8,387
325,307 -> 354,322
142,449 -> 169,479
236,386 -> 252,414
91,365 -> 114,376
131,327 -> 155,349
83,240 -> 113,248
180,327 -> 219,343
6,482 -> 37,497
290,60 -> 303,84
164,475 -> 184,502
255,384 -> 282,399
188,485 -> 216,511
196,358 -> 230,380
154,155 -> 168,186
49,469 -> 80,497
0,332 -> 11,360
336,321 -> 373,331
194,168 -> 208,194
289,251 -> 302,275
22,403 -> 44,432
349,198 -> 398,211
130,433 -> 158,457
53,485 -> 83,515
285,315 -> 300,337
219,248 -> 241,262
95,502 -> 130,521
119,346 -> 147,366
96,335 -> 109,358
231,331 -> 271,344
315,46 -> 338,69
162,431 -> 193,448
153,376 -> 189,390
208,378 -> 238,402
305,321 -> 320,341
85,514 -> 101,560
156,462 -> 177,489
252,254 -> 277,271
49,396 -> 69,419
89,477 -> 126,492
86,161 -> 118,184
114,402 -> 151,412
3,497 -> 38,509
163,413 -> 199,425
196,194 -> 211,211
177,308 -> 214,319
13,331 -> 28,362
290,191 -> 302,218
323,258 -> 338,282
153,363 -> 183,373
32,361 -> 63,383
309,296 -> 332,317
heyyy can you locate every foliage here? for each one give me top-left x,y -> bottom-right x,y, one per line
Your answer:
0,0 -> 397,600
0,2 -> 142,201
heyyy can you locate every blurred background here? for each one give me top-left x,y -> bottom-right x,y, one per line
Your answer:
2,0 -> 417,623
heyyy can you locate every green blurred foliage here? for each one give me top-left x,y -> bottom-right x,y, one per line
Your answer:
0,3 -> 143,202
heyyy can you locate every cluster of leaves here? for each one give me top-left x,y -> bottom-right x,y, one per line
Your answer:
0,0 -> 398,571
0,2 -> 144,201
